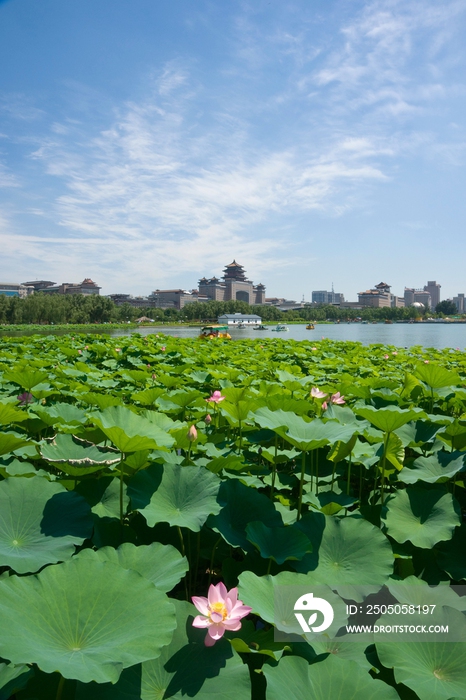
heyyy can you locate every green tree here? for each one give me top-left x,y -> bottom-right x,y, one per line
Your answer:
436,300 -> 457,315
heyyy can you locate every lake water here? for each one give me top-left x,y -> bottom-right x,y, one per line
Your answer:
1,322 -> 465,349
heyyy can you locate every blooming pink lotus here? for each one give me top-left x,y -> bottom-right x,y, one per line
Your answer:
192,582 -> 252,647
17,392 -> 33,406
330,392 -> 345,405
206,390 -> 225,404
310,387 -> 327,399
161,346 -> 166,352
383,354 -> 389,360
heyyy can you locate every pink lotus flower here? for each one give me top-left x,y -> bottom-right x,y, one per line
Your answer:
205,414 -> 212,425
115,347 -> 121,353
383,354 -> 389,360
206,390 -> 225,404
331,392 -> 345,405
424,360 -> 429,364
310,387 -> 327,399
311,347 -> 317,351
322,401 -> 328,411
392,351 -> 397,356
192,582 -> 252,647
161,346 -> 166,352
17,392 -> 33,406
187,425 -> 198,442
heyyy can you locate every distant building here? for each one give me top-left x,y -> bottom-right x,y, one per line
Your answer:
312,290 -> 345,305
41,278 -> 101,295
424,281 -> 441,309
199,261 -> 266,305
453,293 -> 465,313
148,289 -> 209,310
404,287 -> 431,309
358,282 -> 392,308
0,282 -> 34,298
218,313 -> 262,325
22,280 -> 55,292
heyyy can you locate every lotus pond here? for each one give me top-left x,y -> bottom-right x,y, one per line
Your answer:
0,333 -> 465,699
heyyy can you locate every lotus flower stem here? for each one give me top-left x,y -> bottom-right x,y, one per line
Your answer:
270,434 -> 278,500
208,537 -> 222,587
177,526 -> 189,600
119,452 -> 125,525
359,465 -> 363,503
331,461 -> 336,492
297,450 -> 307,520
315,449 -> 319,496
346,452 -> 352,496
55,676 -> 65,700
380,433 -> 389,506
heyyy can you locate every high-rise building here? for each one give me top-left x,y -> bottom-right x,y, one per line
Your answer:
424,281 -> 441,309
311,289 -> 345,305
453,294 -> 465,313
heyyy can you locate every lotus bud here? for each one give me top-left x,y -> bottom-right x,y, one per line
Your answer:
187,425 -> 198,442
205,414 -> 212,425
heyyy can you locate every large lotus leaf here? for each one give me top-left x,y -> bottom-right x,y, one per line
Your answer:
382,488 -> 461,548
77,477 -> 129,520
128,463 -> 221,531
377,432 -> 404,471
79,392 -> 122,409
292,512 -> 393,600
0,557 -> 176,684
32,402 -> 88,427
414,363 -> 462,390
436,524 -> 466,580
74,600 -> 251,700
4,369 -> 49,391
237,570 -> 347,636
377,621 -> 466,700
253,407 -> 299,437
0,662 -> 33,700
245,521 -> 312,564
285,418 -> 356,452
355,406 -> 426,433
395,420 -> 442,448
40,433 -> 120,475
0,432 -> 32,457
398,451 -> 466,485
387,575 -> 466,611
0,403 -> 29,426
0,476 -> 93,574
264,654 -> 399,700
207,479 -> 282,551
437,420 -> 466,451
92,406 -> 175,452
76,542 -> 188,592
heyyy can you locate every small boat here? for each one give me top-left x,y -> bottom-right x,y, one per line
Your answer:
384,320 -> 393,324
236,323 -> 247,329
272,324 -> 289,332
199,325 -> 231,339
253,325 -> 267,330
306,323 -> 315,330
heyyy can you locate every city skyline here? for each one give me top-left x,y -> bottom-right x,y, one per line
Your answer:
1,0 -> 466,300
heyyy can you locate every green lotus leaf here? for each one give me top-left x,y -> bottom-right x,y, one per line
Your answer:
387,575 -> 466,611
414,363 -> 461,390
437,420 -> 466,451
355,406 -> 426,433
245,521 -> 312,564
92,405 -> 175,452
0,476 -> 93,573
0,403 -> 29,426
76,542 -> 188,592
40,434 -> 120,474
0,662 -> 33,700
0,432 -> 32,457
327,434 -> 358,463
129,463 -> 221,531
32,402 -> 88,427
208,479 -> 282,550
74,600 -> 251,700
398,451 -> 465,484
293,512 -> 393,600
253,407 -> 298,437
382,488 -> 461,548
264,654 -> 400,700
0,557 -> 176,684
79,392 -> 122,409
285,418 -> 356,452
377,613 -> 466,700
77,476 -> 129,520
4,369 -> 49,392
395,419 -> 442,448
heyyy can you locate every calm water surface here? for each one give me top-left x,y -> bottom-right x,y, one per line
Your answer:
1,323 -> 465,349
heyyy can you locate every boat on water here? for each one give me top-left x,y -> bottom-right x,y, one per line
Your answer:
272,324 -> 289,332
253,325 -> 267,330
306,323 -> 315,330
384,320 -> 393,324
236,323 -> 247,329
199,324 -> 231,339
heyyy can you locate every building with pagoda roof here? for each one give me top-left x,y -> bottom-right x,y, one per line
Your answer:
199,260 -> 265,305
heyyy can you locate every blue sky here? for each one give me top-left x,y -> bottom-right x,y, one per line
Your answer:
1,0 -> 465,302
